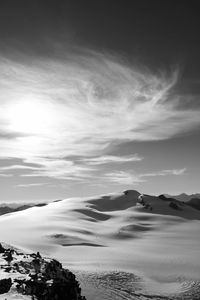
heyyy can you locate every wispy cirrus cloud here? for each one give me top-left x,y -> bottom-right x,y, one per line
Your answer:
0,173 -> 13,177
16,183 -> 48,188
141,168 -> 186,177
0,165 -> 38,171
104,171 -> 144,185
80,154 -> 143,165
0,46 -> 199,181
104,168 -> 186,185
20,158 -> 94,180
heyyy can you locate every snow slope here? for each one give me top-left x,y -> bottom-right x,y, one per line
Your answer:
0,190 -> 200,298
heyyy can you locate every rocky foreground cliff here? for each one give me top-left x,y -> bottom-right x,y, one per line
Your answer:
0,243 -> 86,300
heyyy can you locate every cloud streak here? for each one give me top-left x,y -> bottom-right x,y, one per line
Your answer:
104,168 -> 186,186
104,171 -> 144,185
0,46 -> 199,181
16,183 -> 48,188
141,168 -> 186,177
20,158 -> 94,180
0,173 -> 13,177
80,154 -> 143,165
0,165 -> 38,171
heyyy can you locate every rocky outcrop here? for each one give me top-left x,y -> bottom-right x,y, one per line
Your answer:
169,201 -> 180,210
0,243 -> 86,299
0,278 -> 12,294
0,242 -> 5,253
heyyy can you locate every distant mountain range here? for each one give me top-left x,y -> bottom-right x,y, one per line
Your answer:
164,193 -> 200,210
0,203 -> 47,216
165,193 -> 200,202
0,192 -> 200,218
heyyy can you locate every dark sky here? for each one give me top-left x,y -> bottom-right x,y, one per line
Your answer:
0,0 -> 199,73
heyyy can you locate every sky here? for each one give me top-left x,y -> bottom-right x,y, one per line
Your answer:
0,0 -> 200,202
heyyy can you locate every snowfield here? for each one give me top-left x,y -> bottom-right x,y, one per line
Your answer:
0,190 -> 200,299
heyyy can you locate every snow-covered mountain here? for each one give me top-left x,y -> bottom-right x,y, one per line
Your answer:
165,192 -> 200,202
0,190 -> 200,299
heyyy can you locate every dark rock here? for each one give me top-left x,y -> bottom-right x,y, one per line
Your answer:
15,256 -> 86,299
34,203 -> 47,207
0,243 -> 5,253
169,201 -> 179,210
159,194 -> 176,202
0,278 -> 12,294
4,267 -> 12,272
158,194 -> 168,201
3,250 -> 13,264
36,251 -> 42,258
0,245 -> 86,299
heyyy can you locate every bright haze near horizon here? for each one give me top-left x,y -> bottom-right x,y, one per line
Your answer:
0,0 -> 200,203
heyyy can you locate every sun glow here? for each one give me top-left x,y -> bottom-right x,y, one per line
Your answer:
6,96 -> 56,135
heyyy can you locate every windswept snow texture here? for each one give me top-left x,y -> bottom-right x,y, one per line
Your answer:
0,190 -> 200,299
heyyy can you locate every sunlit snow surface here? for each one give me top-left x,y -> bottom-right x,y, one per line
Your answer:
0,191 -> 200,299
